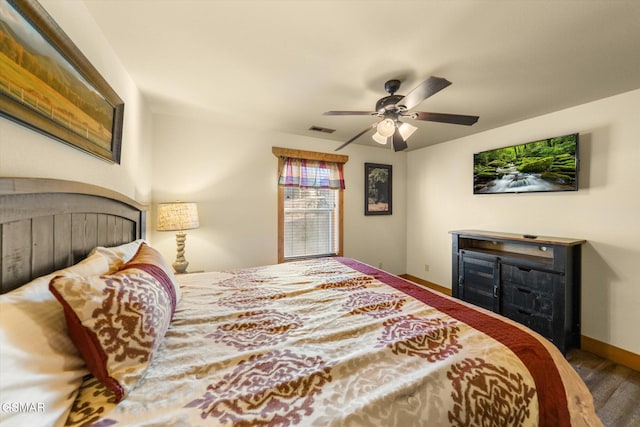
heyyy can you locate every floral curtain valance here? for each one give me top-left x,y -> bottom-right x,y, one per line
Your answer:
278,157 -> 345,189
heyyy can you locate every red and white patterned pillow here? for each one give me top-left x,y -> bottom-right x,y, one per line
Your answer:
49,243 -> 180,402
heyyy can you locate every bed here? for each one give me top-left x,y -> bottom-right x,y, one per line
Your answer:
0,178 -> 602,426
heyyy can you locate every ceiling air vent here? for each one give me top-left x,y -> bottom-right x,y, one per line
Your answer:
308,125 -> 335,134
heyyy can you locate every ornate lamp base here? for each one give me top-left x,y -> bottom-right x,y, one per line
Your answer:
172,260 -> 189,274
173,231 -> 190,274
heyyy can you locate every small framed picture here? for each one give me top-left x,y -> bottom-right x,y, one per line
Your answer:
365,163 -> 392,215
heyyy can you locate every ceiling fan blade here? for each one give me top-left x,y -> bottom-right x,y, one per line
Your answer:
323,111 -> 375,116
397,76 -> 452,111
392,127 -> 408,152
334,123 -> 376,151
412,111 -> 479,126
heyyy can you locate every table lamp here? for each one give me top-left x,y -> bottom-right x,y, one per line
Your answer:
157,201 -> 199,274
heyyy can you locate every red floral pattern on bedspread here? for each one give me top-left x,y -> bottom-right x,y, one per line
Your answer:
217,269 -> 278,288
66,377 -> 116,427
186,349 -> 332,426
377,314 -> 462,362
448,357 -> 535,426
316,274 -> 373,291
344,290 -> 406,318
206,309 -> 304,349
218,288 -> 287,309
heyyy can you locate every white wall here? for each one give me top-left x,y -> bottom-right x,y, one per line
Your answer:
0,1 -> 153,204
150,113 -> 407,275
406,89 -> 640,354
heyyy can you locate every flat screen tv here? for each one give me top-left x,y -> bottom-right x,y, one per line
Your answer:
473,133 -> 579,194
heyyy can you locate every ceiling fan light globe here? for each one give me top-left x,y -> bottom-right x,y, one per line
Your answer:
377,118 -> 396,138
398,122 -> 417,140
372,132 -> 388,145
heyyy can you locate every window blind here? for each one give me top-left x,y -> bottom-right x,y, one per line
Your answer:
283,187 -> 339,259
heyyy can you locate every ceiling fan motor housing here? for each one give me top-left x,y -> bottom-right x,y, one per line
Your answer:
375,95 -> 404,114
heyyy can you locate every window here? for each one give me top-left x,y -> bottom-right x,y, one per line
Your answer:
283,187 -> 339,259
272,147 -> 348,263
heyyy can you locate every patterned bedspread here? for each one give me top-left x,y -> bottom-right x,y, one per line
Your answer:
65,258 -> 601,426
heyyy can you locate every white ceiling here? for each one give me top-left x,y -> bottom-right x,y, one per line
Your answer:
82,0 -> 640,152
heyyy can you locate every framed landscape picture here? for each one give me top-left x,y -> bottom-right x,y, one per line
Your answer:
365,163 -> 392,215
0,0 -> 124,163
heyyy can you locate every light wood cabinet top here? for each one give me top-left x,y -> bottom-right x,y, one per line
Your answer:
450,230 -> 586,246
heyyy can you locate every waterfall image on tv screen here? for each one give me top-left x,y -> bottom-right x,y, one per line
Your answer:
473,133 -> 579,194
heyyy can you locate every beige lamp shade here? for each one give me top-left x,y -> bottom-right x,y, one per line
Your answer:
157,202 -> 200,231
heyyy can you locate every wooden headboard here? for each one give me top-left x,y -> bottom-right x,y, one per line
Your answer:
0,178 -> 147,294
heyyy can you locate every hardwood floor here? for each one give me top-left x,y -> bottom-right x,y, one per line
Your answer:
567,349 -> 640,427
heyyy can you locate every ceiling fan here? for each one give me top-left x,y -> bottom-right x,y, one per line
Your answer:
323,76 -> 479,152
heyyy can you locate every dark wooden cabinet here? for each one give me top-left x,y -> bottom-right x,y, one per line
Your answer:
451,230 -> 585,354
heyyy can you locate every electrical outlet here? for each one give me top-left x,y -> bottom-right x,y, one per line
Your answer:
424,264 -> 430,272
378,262 -> 383,269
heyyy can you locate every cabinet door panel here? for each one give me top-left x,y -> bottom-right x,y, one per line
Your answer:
459,253 -> 497,312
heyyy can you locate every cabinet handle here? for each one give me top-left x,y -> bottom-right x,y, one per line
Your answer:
517,308 -> 532,316
517,266 -> 532,272
517,287 -> 532,294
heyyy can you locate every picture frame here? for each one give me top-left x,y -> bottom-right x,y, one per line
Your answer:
365,163 -> 392,215
0,0 -> 124,163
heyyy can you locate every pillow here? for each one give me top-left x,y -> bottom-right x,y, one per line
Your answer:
0,252 -> 112,427
123,242 -> 182,304
49,243 -> 179,402
89,239 -> 146,272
